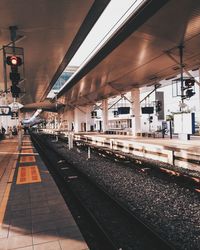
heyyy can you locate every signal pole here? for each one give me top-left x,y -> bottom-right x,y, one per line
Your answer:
179,44 -> 184,106
9,26 -> 18,51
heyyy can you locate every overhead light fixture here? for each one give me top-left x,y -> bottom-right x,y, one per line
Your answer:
54,0 -> 147,97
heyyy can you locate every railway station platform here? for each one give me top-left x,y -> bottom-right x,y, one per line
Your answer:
71,132 -> 200,173
0,136 -> 88,250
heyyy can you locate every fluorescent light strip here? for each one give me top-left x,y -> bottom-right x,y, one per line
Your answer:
55,0 -> 147,97
70,0 -> 146,67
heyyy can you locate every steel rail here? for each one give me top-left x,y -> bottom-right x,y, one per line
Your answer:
31,133 -> 119,250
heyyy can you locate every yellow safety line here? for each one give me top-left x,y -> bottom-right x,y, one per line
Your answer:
20,155 -> 36,163
8,168 -> 16,183
21,146 -> 34,150
0,158 -> 17,225
0,140 -> 38,223
0,183 -> 11,225
21,149 -> 34,154
19,153 -> 39,156
0,183 -> 12,224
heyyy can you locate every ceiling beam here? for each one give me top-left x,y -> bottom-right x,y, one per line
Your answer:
57,0 -> 170,99
41,0 -> 111,101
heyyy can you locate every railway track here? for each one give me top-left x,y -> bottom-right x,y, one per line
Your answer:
31,133 -> 117,250
32,133 -> 175,250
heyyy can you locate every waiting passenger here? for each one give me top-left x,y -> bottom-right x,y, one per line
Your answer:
1,126 -> 6,135
12,126 -> 18,136
8,126 -> 12,138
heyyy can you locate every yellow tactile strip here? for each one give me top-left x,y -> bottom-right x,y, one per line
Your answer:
21,146 -> 34,149
21,149 -> 34,154
0,159 -> 17,224
20,155 -> 36,163
16,166 -> 41,184
0,183 -> 12,224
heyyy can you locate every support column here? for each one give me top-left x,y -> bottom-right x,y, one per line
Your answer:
86,105 -> 95,131
54,116 -> 57,129
131,88 -> 141,136
67,110 -> 74,132
74,108 -> 80,133
199,69 -> 200,113
74,107 -> 87,133
18,110 -> 24,151
102,99 -> 108,132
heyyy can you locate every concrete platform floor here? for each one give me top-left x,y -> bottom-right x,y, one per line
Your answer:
0,136 -> 88,250
73,132 -> 200,173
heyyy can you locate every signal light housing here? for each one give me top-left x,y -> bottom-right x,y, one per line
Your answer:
183,78 -> 195,99
185,89 -> 195,98
185,78 -> 195,87
6,56 -> 22,67
149,116 -> 153,123
11,85 -> 21,98
156,101 -> 162,113
9,72 -> 20,82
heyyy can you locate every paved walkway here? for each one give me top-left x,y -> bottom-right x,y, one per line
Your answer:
0,136 -> 88,250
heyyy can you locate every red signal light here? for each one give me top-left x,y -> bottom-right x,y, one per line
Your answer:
11,56 -> 17,65
6,56 -> 22,66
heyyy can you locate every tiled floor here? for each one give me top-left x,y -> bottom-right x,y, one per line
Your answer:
0,136 -> 89,250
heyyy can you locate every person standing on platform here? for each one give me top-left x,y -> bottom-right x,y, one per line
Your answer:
1,126 -> 6,139
1,126 -> 6,135
18,124 -> 22,151
8,126 -> 13,139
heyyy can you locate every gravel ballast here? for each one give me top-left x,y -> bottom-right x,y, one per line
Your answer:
41,134 -> 200,250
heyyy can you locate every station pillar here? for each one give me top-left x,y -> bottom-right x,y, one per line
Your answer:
74,108 -> 82,133
131,88 -> 141,136
74,107 -> 91,133
102,99 -> 108,133
86,105 -> 95,131
67,110 -> 74,132
54,116 -> 57,129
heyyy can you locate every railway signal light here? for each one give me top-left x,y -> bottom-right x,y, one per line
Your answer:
155,101 -> 162,113
185,89 -> 195,98
184,78 -> 195,99
6,55 -> 23,91
6,56 -> 22,67
149,116 -> 153,123
185,78 -> 195,87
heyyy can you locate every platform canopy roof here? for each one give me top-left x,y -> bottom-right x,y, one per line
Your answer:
56,0 -> 200,107
1,0 -> 200,111
0,0 -> 110,110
